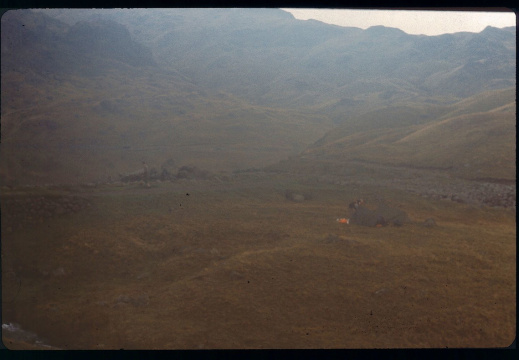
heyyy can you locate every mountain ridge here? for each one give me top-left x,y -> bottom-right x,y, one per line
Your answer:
0,9 -> 516,185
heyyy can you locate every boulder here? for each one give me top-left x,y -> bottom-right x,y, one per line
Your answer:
350,204 -> 410,227
285,190 -> 304,202
423,218 -> 437,227
285,189 -> 312,202
350,207 -> 379,227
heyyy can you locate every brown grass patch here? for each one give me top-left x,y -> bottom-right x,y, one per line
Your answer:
2,179 -> 515,349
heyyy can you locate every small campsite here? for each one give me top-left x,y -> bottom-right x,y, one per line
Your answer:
1,169 -> 515,349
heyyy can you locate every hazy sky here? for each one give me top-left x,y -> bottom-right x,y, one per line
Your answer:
283,9 -> 516,36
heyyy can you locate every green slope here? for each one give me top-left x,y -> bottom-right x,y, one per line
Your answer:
300,88 -> 516,181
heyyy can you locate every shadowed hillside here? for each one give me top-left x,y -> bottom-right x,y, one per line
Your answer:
0,9 -> 333,185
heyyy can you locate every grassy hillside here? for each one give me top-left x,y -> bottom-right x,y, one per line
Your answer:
301,88 -> 516,181
0,64 -> 333,185
1,177 -> 515,349
1,10 -> 515,185
1,10 -> 337,185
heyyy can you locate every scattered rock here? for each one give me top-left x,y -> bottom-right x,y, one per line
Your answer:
230,271 -> 244,280
324,234 -> 341,243
392,219 -> 404,227
292,194 -> 305,202
115,295 -> 132,305
136,272 -> 150,280
350,205 -> 409,227
323,234 -> 360,246
133,294 -> 150,307
315,169 -> 516,209
343,239 -> 361,246
285,190 -> 306,202
423,218 -> 437,227
176,166 -> 211,180
54,205 -> 66,215
2,323 -> 40,344
1,195 -> 91,230
114,293 -> 149,307
374,288 -> 389,296
52,267 -> 65,276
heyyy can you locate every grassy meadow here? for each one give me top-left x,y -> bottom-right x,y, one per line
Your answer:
1,173 -> 515,349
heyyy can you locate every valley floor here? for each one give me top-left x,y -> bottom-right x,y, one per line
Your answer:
1,171 -> 516,349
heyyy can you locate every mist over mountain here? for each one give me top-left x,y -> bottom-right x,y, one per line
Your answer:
65,19 -> 156,68
26,9 -> 516,109
0,9 -> 516,185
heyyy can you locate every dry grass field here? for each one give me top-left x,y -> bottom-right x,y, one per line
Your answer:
1,173 -> 516,349
2,176 -> 516,349
1,10 -> 515,352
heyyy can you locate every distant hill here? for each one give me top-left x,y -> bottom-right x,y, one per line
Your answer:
0,10 -> 333,185
292,88 -> 516,181
0,9 -> 516,185
1,10 -> 155,76
33,9 -> 516,114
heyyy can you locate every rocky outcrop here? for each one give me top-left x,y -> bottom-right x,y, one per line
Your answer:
350,205 -> 410,227
312,165 -> 515,209
423,218 -> 437,227
285,190 -> 305,202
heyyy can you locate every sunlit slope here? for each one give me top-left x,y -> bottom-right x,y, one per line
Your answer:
437,87 -> 516,119
302,88 -> 516,181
